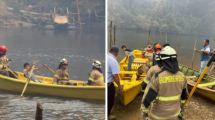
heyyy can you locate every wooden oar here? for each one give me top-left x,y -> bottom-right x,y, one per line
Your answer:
186,54 -> 215,104
21,64 -> 35,96
165,32 -> 168,43
146,30 -> 151,45
6,66 -> 18,78
191,39 -> 198,69
43,64 -> 56,74
43,64 -> 85,86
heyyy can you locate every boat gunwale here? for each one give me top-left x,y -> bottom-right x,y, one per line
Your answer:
180,64 -> 215,93
0,72 -> 105,89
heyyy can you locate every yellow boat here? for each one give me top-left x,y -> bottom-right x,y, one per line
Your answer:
0,72 -> 105,101
116,50 -> 150,105
180,64 -> 215,101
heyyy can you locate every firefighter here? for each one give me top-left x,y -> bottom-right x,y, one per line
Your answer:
141,46 -> 188,120
152,43 -> 162,66
141,55 -> 162,92
0,45 -> 17,78
88,60 -> 104,86
0,45 -> 9,75
53,58 -> 75,85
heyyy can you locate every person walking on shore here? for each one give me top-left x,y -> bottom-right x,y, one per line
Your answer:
194,39 -> 211,73
108,46 -> 123,120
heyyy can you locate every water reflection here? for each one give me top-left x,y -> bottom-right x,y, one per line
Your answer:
0,92 -> 104,120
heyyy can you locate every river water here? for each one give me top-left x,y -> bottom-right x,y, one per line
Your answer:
0,23 -> 105,120
114,29 -> 215,70
112,29 -> 215,120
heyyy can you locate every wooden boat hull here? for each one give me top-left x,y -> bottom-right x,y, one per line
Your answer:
115,80 -> 142,105
54,23 -> 69,30
117,50 -> 149,105
187,81 -> 215,101
180,65 -> 215,102
0,73 -> 105,101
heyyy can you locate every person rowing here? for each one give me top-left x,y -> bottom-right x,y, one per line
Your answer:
53,58 -> 76,85
23,62 -> 42,83
0,45 -> 17,78
88,60 -> 104,86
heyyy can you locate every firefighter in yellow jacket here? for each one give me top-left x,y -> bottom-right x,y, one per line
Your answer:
53,58 -> 75,85
141,55 -> 162,92
0,45 -> 9,69
141,46 -> 188,120
88,60 -> 104,86
0,45 -> 17,78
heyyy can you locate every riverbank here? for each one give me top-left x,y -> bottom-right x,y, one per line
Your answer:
0,19 -> 34,28
112,94 -> 215,120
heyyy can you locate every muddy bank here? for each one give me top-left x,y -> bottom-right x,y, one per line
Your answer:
112,94 -> 215,120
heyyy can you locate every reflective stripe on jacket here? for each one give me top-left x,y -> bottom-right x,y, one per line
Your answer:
142,71 -> 187,119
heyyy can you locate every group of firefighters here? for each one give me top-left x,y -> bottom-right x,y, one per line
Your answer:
108,38 -> 214,120
0,44 -> 104,86
108,43 -> 189,120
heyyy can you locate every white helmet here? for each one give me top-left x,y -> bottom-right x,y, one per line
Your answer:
92,60 -> 102,69
60,58 -> 68,64
160,46 -> 177,60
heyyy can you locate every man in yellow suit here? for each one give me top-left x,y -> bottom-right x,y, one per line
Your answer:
141,46 -> 188,120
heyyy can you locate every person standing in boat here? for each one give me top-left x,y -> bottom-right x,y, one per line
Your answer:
142,44 -> 154,60
108,46 -> 123,120
141,46 -> 188,120
87,60 -> 104,86
152,43 -> 162,66
53,58 -> 75,85
23,62 -> 42,83
194,39 -> 211,73
121,45 -> 134,71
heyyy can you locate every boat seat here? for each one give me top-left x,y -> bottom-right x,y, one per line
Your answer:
122,63 -> 145,71
120,71 -> 137,74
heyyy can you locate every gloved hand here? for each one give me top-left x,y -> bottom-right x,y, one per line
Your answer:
143,113 -> 150,120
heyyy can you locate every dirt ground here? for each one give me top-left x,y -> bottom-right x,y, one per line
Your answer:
112,94 -> 215,120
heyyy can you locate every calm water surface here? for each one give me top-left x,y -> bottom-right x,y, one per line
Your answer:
115,29 -> 215,70
0,24 -> 105,120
